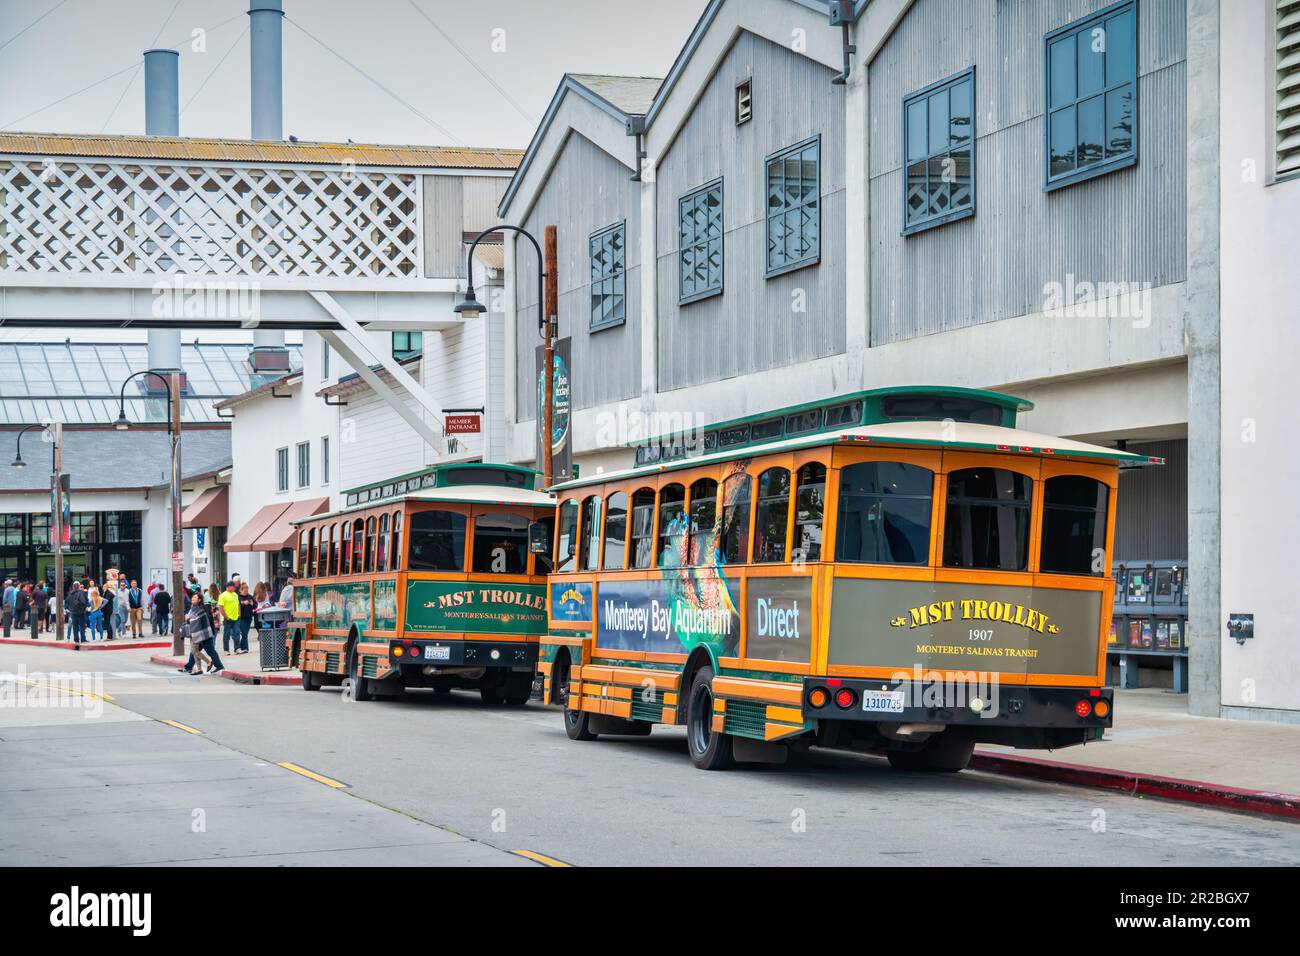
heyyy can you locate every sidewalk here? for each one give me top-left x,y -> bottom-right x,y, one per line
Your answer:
975,688 -> 1300,819
0,623 -> 171,651
149,628 -> 300,686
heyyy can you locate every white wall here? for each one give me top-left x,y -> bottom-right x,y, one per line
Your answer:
1218,0 -> 1300,715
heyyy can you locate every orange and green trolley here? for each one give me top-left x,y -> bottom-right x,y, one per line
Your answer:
537,386 -> 1161,771
289,462 -> 554,704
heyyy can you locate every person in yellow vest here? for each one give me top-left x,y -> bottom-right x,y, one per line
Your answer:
217,581 -> 243,655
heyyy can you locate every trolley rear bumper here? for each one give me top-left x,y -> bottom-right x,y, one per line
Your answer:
802,677 -> 1113,730
389,639 -> 537,669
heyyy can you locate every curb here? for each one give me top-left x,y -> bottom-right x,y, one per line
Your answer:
971,750 -> 1300,821
0,636 -> 173,652
148,653 -> 301,686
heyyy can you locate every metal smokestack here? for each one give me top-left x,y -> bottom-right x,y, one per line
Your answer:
248,0 -> 287,359
143,49 -> 179,137
143,49 -> 182,381
249,0 -> 284,141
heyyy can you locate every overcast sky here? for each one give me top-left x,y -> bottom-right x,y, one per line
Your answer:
0,0 -> 704,148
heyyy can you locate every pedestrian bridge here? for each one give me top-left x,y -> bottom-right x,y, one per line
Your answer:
0,132 -> 520,448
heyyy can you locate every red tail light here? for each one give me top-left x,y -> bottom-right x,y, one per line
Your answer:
1075,700 -> 1092,718
835,688 -> 857,709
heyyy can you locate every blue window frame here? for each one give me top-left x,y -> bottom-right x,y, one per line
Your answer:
678,179 -> 724,304
765,136 -> 820,277
589,221 -> 626,331
903,67 -> 975,235
1044,0 -> 1138,191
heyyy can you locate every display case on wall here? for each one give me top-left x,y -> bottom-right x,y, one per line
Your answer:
1110,559 -> 1188,692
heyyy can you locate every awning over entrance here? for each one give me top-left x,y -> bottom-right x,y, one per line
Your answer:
254,497 -> 329,552
225,497 -> 329,553
181,485 -> 229,529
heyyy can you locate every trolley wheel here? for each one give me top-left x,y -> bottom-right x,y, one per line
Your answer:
564,703 -> 597,741
301,668 -> 323,692
886,733 -> 974,773
343,649 -> 373,702
686,665 -> 734,771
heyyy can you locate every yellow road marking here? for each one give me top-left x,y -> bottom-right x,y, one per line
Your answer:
511,849 -> 571,867
158,719 -> 202,735
11,676 -> 113,703
277,761 -> 348,789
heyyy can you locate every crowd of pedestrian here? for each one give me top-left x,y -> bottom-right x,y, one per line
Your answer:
2,573 -> 291,674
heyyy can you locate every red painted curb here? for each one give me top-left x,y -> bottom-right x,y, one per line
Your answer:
0,637 -> 172,651
148,653 -> 299,686
971,751 -> 1300,821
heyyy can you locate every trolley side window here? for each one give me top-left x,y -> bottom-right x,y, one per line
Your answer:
351,518 -> 366,572
719,472 -> 752,565
579,496 -> 602,572
942,467 -> 1032,571
317,524 -> 329,577
1039,475 -> 1109,575
835,462 -> 933,565
555,499 -> 579,573
794,463 -> 826,562
391,510 -> 403,571
341,521 -> 352,574
306,527 -> 317,578
408,510 -> 467,572
329,523 -> 340,576
298,529 -> 310,578
630,488 -> 656,569
603,492 -> 628,570
376,514 -> 391,573
472,513 -> 529,574
688,478 -> 718,566
658,483 -> 687,568
753,467 -> 791,563
364,517 -> 377,573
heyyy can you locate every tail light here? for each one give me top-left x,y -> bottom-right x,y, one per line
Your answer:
807,687 -> 829,709
1093,699 -> 1110,718
393,645 -> 404,657
834,688 -> 857,710
1075,699 -> 1092,718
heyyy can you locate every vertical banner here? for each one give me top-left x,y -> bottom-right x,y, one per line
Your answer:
49,473 -> 70,548
536,337 -> 572,482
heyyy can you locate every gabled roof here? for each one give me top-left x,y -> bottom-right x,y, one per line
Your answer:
498,72 -> 663,216
0,132 -> 522,171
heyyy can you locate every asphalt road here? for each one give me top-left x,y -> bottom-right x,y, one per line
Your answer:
3,642 -> 1299,867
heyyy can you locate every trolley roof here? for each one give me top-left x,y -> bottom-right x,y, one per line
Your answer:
551,419 -> 1161,494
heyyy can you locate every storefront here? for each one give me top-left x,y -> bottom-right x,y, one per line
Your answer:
0,509 -> 142,585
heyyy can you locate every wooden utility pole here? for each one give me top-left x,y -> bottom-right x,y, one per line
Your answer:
168,371 -> 185,656
543,225 -> 558,488
51,423 -> 65,642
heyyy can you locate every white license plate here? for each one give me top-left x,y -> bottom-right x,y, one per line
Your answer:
862,690 -> 905,714
423,645 -> 450,661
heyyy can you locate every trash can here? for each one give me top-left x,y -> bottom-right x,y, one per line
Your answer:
256,606 -> 292,671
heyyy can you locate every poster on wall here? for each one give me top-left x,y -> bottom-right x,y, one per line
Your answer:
535,337 -> 572,482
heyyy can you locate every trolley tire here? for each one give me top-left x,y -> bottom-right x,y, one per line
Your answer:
886,733 -> 974,773
686,665 -> 734,771
564,704 -> 598,741
344,648 -> 373,703
301,668 -> 323,692
479,686 -> 501,706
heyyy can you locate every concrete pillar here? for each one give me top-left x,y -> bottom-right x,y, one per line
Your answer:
1184,0 -> 1221,717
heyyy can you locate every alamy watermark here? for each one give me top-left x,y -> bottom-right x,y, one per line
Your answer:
0,666 -> 104,719
151,276 -> 261,326
1042,274 -> 1152,328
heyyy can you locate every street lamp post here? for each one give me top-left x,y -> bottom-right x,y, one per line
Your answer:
113,368 -> 186,656
455,224 -> 557,486
10,422 -> 65,641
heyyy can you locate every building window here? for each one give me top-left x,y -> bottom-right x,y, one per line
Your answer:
903,68 -> 974,234
1277,0 -> 1300,179
321,340 -> 330,380
765,136 -> 820,277
589,222 -> 626,331
736,78 -> 752,125
321,436 -> 330,485
678,179 -> 724,304
275,447 -> 289,493
393,331 -> 423,359
296,441 -> 310,489
1044,1 -> 1137,191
